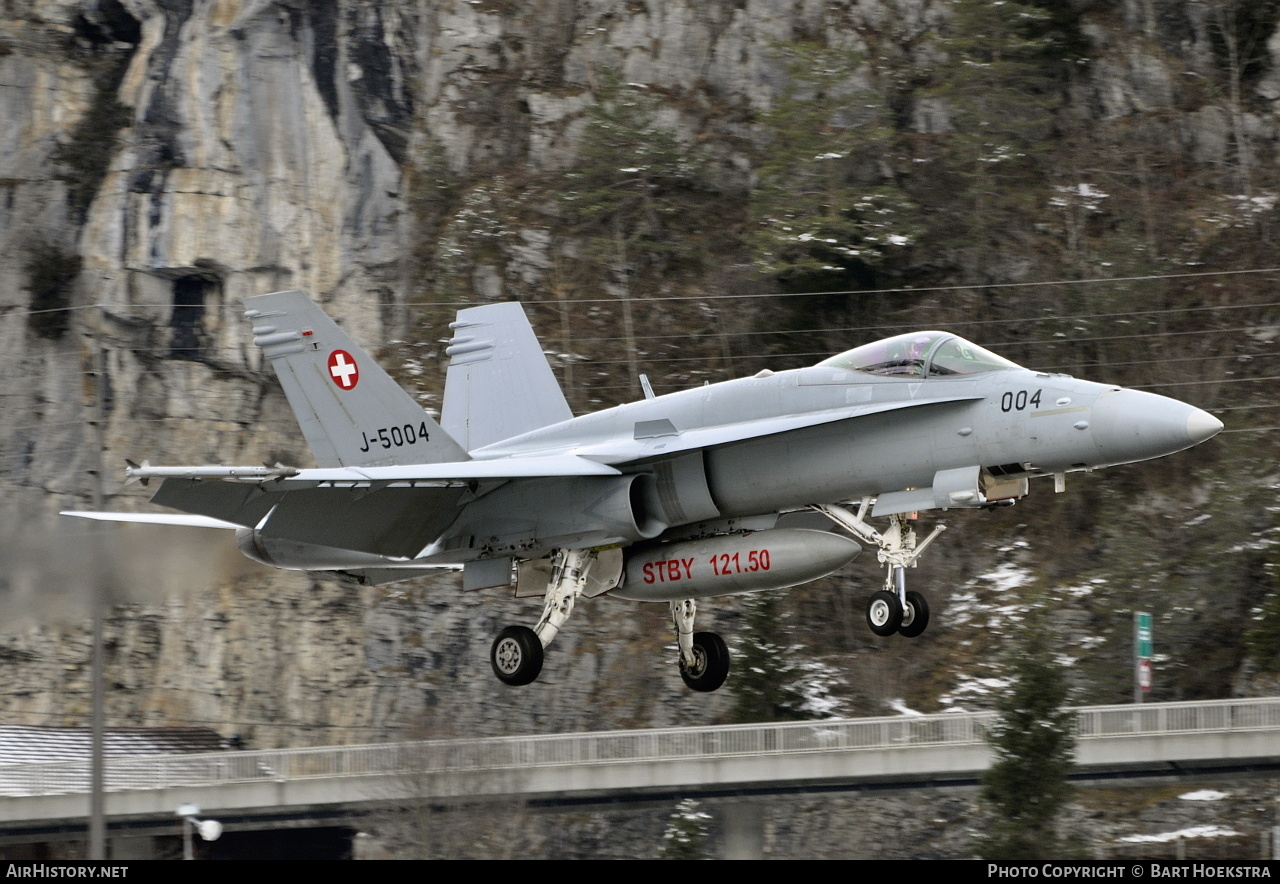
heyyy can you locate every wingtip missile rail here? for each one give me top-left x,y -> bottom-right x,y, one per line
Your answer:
123,460 -> 299,486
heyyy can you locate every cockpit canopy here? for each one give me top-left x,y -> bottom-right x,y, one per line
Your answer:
818,331 -> 1020,378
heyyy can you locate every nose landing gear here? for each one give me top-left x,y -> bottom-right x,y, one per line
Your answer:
813,501 -> 944,639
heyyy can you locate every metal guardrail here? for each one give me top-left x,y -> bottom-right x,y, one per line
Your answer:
2,697 -> 1278,799
1076,697 -> 1280,737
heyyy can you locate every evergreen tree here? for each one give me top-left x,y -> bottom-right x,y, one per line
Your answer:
23,241 -> 82,341
914,0 -> 1071,280
50,80 -> 132,221
1241,508 -> 1280,670
659,798 -> 711,860
976,612 -> 1077,859
560,73 -> 704,275
728,590 -> 838,723
749,42 -> 919,288
558,73 -> 707,394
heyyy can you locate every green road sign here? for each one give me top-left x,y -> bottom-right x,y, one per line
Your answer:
1136,612 -> 1153,659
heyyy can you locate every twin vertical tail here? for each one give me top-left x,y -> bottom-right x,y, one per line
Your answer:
244,290 -> 469,468
441,302 -> 573,451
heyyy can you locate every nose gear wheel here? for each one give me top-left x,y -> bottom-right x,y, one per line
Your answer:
899,590 -> 930,638
866,590 -> 902,636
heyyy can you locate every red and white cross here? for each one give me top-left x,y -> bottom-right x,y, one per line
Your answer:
327,349 -> 359,389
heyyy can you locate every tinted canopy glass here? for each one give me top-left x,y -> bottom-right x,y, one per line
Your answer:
819,332 -> 1019,378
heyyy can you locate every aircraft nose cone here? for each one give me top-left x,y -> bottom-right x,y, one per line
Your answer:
1186,407 -> 1224,445
1091,389 -> 1221,466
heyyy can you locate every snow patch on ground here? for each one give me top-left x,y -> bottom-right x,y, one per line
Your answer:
1056,583 -> 1096,599
1179,790 -> 1228,801
887,698 -> 924,716
982,562 -> 1034,593
947,562 -> 1035,630
1119,825 -> 1240,843
938,673 -> 1013,710
797,660 -> 847,718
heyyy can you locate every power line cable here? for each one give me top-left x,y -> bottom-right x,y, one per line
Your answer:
4,266 -> 1280,321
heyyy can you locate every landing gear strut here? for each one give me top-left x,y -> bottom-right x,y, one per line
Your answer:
671,599 -> 730,692
490,548 -> 598,686
814,502 -> 944,639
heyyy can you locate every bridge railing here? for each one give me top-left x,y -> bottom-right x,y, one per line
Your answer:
1075,697 -> 1280,737
2,697 -> 1276,798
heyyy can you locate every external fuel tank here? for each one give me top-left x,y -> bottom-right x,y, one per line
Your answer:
610,528 -> 861,601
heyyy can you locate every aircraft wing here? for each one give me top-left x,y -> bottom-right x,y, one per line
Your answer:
137,478 -> 465,558
287,454 -> 620,482
566,395 -> 984,465
96,454 -> 614,560
71,398 -> 978,559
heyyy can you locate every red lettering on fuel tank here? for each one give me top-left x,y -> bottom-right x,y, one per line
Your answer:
641,558 -> 696,583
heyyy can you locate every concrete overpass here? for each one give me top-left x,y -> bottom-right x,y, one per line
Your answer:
2,697 -> 1278,853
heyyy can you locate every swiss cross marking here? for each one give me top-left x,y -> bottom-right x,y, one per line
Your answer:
327,349 -> 359,389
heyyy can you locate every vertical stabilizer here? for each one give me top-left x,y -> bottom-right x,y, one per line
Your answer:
245,290 -> 469,468
442,302 -> 572,451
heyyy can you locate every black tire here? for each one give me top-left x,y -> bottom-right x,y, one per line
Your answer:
898,590 -> 930,638
680,631 -> 730,692
490,625 -> 544,686
866,590 -> 903,636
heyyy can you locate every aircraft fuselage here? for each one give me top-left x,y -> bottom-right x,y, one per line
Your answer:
461,364 -> 1217,545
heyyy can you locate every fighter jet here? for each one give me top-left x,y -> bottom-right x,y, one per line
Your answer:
65,290 -> 1223,691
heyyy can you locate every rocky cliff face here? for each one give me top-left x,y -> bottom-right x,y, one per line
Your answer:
0,0 -> 1277,773
2,0 -> 846,746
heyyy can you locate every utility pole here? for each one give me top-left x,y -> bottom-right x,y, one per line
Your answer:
87,321 -> 108,860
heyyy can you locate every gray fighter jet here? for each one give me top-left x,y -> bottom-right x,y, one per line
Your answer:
66,290 -> 1223,691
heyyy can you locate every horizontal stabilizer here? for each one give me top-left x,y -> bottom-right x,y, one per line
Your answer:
337,567 -> 458,587
151,479 -> 284,528
261,486 -> 467,558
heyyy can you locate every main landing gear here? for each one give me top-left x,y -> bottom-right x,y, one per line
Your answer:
671,599 -> 730,692
490,547 -> 596,687
489,548 -> 732,692
813,502 -> 945,639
